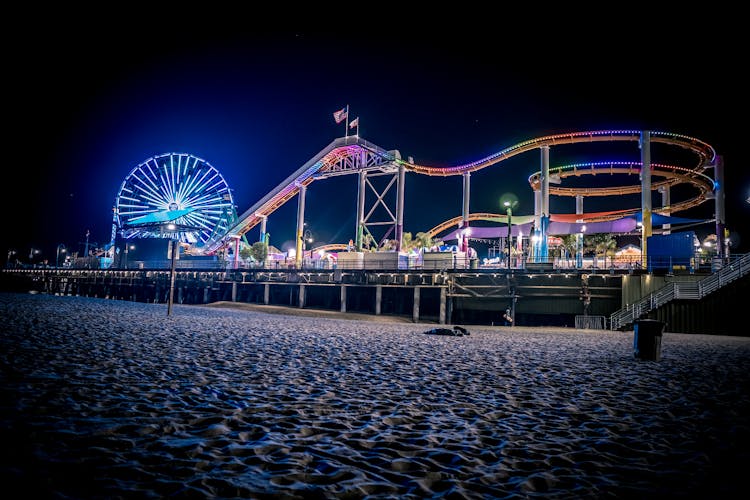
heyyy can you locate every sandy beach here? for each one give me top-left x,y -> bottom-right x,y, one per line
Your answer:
1,291 -> 748,499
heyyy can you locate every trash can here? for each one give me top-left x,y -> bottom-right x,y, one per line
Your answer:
633,319 -> 665,361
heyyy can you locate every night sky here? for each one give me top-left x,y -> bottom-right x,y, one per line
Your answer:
4,20 -> 746,264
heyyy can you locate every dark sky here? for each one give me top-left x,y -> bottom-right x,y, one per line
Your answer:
4,19 -> 747,263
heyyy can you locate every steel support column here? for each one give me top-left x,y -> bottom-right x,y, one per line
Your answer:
295,184 -> 307,268
356,171 -> 366,250
539,146 -> 550,262
396,162 -> 406,251
576,195 -> 584,268
640,131 -> 652,268
714,155 -> 726,259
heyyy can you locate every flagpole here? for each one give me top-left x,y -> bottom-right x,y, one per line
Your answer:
345,104 -> 349,138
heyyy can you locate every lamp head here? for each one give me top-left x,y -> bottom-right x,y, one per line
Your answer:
500,192 -> 519,211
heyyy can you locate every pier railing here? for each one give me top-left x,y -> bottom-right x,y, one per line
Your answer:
10,249 -> 728,274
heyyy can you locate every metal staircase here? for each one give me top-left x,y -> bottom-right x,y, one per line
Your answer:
609,253 -> 750,330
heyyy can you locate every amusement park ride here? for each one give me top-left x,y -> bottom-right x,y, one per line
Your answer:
110,130 -> 723,269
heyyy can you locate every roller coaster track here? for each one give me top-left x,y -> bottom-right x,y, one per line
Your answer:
400,130 -> 715,176
203,136 -> 400,254
428,213 -> 508,239
526,161 -> 716,216
203,130 -> 717,254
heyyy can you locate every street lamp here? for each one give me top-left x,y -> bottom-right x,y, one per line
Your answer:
6,249 -> 16,268
56,244 -> 67,268
302,229 -> 313,260
500,194 -> 519,269
123,244 -> 135,269
167,237 -> 178,316
503,200 -> 513,269
29,248 -> 40,265
578,225 -> 586,269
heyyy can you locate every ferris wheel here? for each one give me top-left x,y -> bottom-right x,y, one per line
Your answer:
115,153 -> 236,246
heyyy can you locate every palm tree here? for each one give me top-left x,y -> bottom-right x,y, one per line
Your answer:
249,242 -> 268,264
362,233 -> 376,252
415,231 -> 439,251
401,232 -> 415,252
587,233 -> 617,267
381,239 -> 399,251
561,234 -> 578,267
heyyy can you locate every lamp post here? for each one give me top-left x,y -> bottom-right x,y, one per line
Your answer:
123,244 -> 135,269
504,201 -> 512,269
302,229 -> 313,264
56,244 -> 66,268
577,225 -> 586,269
6,249 -> 16,268
167,238 -> 178,316
29,248 -> 40,265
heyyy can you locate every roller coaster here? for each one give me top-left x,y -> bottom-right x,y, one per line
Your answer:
199,129 -> 722,266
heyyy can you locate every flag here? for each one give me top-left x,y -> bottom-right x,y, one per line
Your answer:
333,107 -> 348,124
349,117 -> 359,129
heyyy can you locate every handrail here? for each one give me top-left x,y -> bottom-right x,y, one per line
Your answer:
610,253 -> 750,330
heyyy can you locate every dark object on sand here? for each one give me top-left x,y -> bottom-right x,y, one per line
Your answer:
424,326 -> 470,336
633,319 -> 665,361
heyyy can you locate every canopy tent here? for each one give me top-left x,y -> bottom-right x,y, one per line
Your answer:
478,214 -> 538,225
440,213 -> 707,241
548,210 -> 632,223
444,225 -> 533,240
632,213 -> 705,225
545,211 -> 704,225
